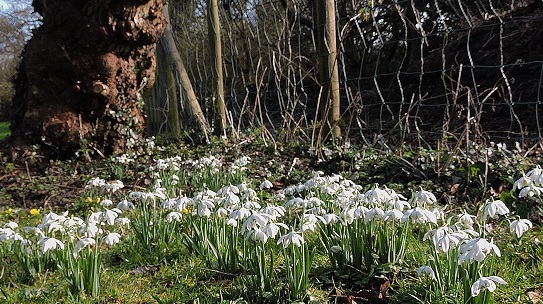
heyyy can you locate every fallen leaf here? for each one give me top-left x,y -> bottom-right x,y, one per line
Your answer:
527,288 -> 542,303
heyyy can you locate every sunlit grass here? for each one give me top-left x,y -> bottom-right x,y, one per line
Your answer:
0,141 -> 542,303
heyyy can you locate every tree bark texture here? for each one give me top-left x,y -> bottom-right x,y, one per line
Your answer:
10,0 -> 167,157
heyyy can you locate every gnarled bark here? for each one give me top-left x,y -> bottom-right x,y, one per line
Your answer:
10,0 -> 167,157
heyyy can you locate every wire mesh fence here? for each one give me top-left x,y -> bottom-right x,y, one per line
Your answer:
147,0 -> 543,150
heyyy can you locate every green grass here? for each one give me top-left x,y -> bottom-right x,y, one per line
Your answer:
0,121 -> 9,140
0,140 -> 542,303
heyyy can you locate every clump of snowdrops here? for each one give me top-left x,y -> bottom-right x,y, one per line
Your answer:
1,152 -> 540,303
0,178 -> 129,296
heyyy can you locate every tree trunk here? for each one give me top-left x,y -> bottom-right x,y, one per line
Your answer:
326,0 -> 341,138
9,0 -> 167,157
164,48 -> 181,139
207,0 -> 227,137
313,0 -> 341,140
161,5 -> 210,142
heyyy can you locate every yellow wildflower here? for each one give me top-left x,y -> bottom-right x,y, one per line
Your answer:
86,197 -> 93,203
5,208 -> 12,214
182,208 -> 189,214
29,208 -> 40,216
96,197 -> 101,204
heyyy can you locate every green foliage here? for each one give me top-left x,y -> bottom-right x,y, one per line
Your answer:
1,139 -> 543,304
0,121 -> 10,141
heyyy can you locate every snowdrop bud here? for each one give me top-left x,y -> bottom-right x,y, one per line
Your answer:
330,245 -> 342,253
416,265 -> 436,280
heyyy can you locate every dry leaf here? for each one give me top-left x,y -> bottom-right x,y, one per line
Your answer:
527,289 -> 542,304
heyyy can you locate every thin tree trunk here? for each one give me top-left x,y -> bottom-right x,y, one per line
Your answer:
313,0 -> 341,140
326,0 -> 341,138
207,0 -> 227,137
165,51 -> 181,139
161,5 -> 209,142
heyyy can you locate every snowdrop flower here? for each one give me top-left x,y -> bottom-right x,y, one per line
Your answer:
116,200 -> 135,211
340,207 -> 356,225
457,211 -> 476,229
46,221 -> 65,234
104,180 -> 124,193
424,226 -> 463,253
4,221 -> 18,229
401,207 -> 437,224
286,197 -> 308,209
261,222 -> 288,240
526,165 -> 543,179
471,276 -> 507,297
197,200 -> 214,217
88,211 -> 103,223
23,226 -> 44,236
273,193 -> 286,201
391,200 -> 411,211
307,197 -> 324,208
166,211 -> 183,222
510,219 -> 532,238
73,237 -> 95,256
79,222 -> 102,238
383,209 -> 404,221
0,228 -> 22,241
354,206 -> 369,219
103,232 -> 121,246
242,200 -> 261,210
416,265 -> 436,280
519,183 -> 543,198
482,199 -> 509,222
260,205 -> 286,219
246,228 -> 269,243
513,174 -> 532,190
229,207 -> 251,221
363,186 -> 391,206
277,230 -> 305,248
39,236 -> 65,253
322,213 -> 340,225
86,177 -> 106,189
161,199 -> 178,209
63,216 -> 84,231
364,207 -> 385,222
115,217 -> 131,226
216,207 -> 229,218
223,192 -> 241,207
411,189 -> 437,206
101,208 -> 122,226
458,238 -> 501,264
100,199 -> 113,207
241,212 -> 272,233
260,180 -> 273,190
